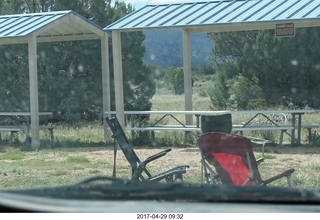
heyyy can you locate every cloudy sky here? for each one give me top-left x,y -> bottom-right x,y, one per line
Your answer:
116,0 -> 202,10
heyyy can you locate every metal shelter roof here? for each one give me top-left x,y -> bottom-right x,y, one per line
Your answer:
0,10 -> 110,149
0,10 -> 104,44
105,0 -> 320,33
103,0 -> 320,129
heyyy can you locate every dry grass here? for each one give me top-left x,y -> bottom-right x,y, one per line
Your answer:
0,92 -> 320,191
0,144 -> 319,190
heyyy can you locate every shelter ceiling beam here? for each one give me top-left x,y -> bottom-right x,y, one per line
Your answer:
184,20 -> 320,34
37,34 -> 101,42
33,15 -> 69,37
0,35 -> 101,45
70,13 -> 105,38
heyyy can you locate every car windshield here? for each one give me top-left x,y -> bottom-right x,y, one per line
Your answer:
0,0 -> 320,215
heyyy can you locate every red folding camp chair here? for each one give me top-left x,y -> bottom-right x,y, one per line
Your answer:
197,132 -> 294,187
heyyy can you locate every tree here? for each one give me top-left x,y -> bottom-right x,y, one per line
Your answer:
230,76 -> 264,110
194,64 -> 216,75
119,31 -> 156,112
0,0 -> 27,14
163,67 -> 184,95
0,44 -> 29,112
238,28 -> 320,108
208,31 -> 258,69
208,71 -> 230,110
0,0 -> 155,122
218,62 -> 238,79
209,28 -> 320,109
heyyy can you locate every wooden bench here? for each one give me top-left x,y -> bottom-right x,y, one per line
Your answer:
0,125 -> 62,145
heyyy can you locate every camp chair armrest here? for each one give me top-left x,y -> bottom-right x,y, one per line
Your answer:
262,168 -> 295,185
136,149 -> 172,175
144,149 -> 172,164
256,157 -> 264,165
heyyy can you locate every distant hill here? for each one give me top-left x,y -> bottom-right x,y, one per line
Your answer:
142,30 -> 214,69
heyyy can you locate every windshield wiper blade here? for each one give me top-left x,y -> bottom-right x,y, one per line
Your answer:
2,176 -> 320,203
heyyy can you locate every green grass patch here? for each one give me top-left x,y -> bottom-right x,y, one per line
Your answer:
0,148 -> 25,160
50,170 -> 69,176
67,156 -> 90,163
88,169 -> 100,174
311,165 -> 320,171
261,154 -> 276,159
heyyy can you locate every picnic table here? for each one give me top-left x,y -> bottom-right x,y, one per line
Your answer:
105,110 -> 320,146
0,112 -> 61,144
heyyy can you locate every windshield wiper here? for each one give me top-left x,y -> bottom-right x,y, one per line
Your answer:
2,176 -> 320,203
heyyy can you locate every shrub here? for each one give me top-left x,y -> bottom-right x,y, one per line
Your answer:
163,67 -> 184,95
230,76 -> 264,110
208,71 -> 230,110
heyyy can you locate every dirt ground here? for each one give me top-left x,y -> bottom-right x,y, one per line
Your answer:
67,144 -> 320,167
1,143 -> 319,189
41,144 -> 320,185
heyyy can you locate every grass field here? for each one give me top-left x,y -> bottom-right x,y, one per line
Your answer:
0,92 -> 320,191
0,145 -> 319,190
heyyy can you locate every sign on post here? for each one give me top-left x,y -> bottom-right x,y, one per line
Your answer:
275,23 -> 295,37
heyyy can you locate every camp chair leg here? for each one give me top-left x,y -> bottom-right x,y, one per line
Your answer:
202,159 -> 218,185
261,143 -> 265,158
206,164 -> 217,184
200,152 -> 205,184
165,175 -> 174,182
200,150 -> 217,185
242,178 -> 250,186
246,152 -> 253,178
287,176 -> 292,188
174,174 -> 183,182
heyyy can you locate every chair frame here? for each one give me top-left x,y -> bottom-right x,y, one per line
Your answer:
200,113 -> 269,162
197,132 -> 294,187
105,116 -> 189,182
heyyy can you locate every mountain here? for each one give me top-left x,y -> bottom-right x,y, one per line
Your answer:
142,30 -> 214,69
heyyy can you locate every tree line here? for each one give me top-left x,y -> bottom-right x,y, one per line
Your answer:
0,0 -> 156,123
204,28 -> 320,110
1,0 -> 320,126
148,27 -> 320,112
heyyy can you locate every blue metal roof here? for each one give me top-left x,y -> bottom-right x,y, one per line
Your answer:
1,11 -> 68,37
0,10 -> 104,44
104,0 -> 320,32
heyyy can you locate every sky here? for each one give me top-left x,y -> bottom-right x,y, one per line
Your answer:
118,0 -> 203,10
